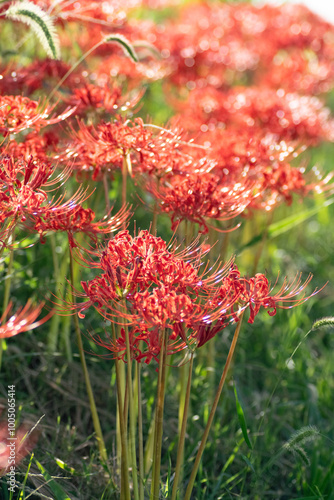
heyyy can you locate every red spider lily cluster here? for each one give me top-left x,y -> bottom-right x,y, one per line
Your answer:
0,0 -> 332,339
1,1 -> 333,496
0,152 -> 128,249
0,0 -> 332,232
153,2 -> 334,92
0,0 -> 331,343
71,230 -> 319,363
0,95 -> 75,136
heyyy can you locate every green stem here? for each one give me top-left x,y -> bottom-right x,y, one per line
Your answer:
69,248 -> 108,463
171,353 -> 194,500
0,217 -> 17,261
48,239 -> 69,354
2,241 -> 14,318
208,224 -> 217,262
151,202 -> 158,235
123,378 -> 129,436
178,362 -> 187,436
123,316 -> 139,500
112,322 -> 131,500
122,153 -> 130,219
50,233 -> 59,278
48,40 -> 103,101
151,177 -> 160,235
184,316 -> 243,500
116,322 -> 127,476
144,409 -> 155,475
137,362 -> 145,500
0,235 -> 15,368
150,329 -> 168,500
103,172 -> 111,214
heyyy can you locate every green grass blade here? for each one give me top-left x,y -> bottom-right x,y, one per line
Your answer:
240,196 -> 334,251
34,459 -> 72,500
233,382 -> 253,450
240,454 -> 255,473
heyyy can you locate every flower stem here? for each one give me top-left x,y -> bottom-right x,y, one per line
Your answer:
123,317 -> 139,500
2,236 -> 15,319
171,353 -> 194,500
112,322 -> 131,500
150,328 -> 168,500
0,233 -> 15,368
151,177 -> 160,235
47,239 -> 69,354
137,362 -> 145,500
69,248 -> 108,463
122,153 -> 130,223
183,316 -> 243,500
48,40 -> 103,100
103,172 -> 111,214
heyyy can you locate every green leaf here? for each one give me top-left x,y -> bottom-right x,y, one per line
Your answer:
233,382 -> 253,450
240,196 -> 334,251
240,454 -> 255,473
55,458 -> 76,475
34,459 -> 72,500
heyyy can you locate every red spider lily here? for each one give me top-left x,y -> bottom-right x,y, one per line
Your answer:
0,301 -> 52,338
7,131 -> 59,163
175,85 -> 334,145
0,154 -> 72,226
68,229 -> 321,363
173,128 -> 333,213
134,327 -> 187,364
248,163 -> 314,212
150,171 -> 255,232
0,155 -> 52,225
133,125 -> 202,178
97,230 -> 218,292
256,51 -> 334,96
93,53 -> 168,90
154,2 -> 334,89
62,118 -> 191,181
65,83 -> 123,115
232,271 -> 318,324
74,230 -> 234,322
63,117 -> 153,180
33,204 -> 130,248
46,0 -> 139,25
0,153 -> 94,249
0,95 -> 75,136
91,327 -> 144,362
0,59 -> 83,96
225,87 -> 334,144
133,287 -> 197,328
193,128 -> 295,178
